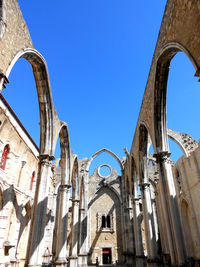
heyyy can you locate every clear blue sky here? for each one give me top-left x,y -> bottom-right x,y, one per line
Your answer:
2,1 -> 200,172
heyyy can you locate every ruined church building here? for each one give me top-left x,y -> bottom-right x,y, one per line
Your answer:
0,0 -> 200,267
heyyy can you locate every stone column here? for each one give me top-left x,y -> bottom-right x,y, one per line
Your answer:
69,199 -> 80,267
155,184 -> 170,264
154,152 -> 187,265
121,182 -> 129,262
124,204 -> 133,266
27,155 -> 52,267
140,182 -> 158,261
133,197 -> 143,257
78,174 -> 88,267
126,195 -> 135,265
150,184 -> 159,250
55,184 -> 71,266
78,207 -> 88,267
132,179 -> 145,267
128,196 -> 135,253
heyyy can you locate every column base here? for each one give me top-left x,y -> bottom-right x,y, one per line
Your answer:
135,255 -> 147,267
69,256 -> 78,267
54,257 -> 68,267
78,254 -> 88,267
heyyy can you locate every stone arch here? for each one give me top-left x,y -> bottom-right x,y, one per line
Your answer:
89,184 -> 122,206
80,175 -> 86,210
56,122 -> 71,185
71,157 -> 79,201
86,148 -> 123,172
167,128 -> 198,157
139,122 -> 154,184
154,42 -> 199,153
130,156 -> 140,198
4,48 -> 55,156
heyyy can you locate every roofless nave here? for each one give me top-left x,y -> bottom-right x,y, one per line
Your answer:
0,1 -> 200,267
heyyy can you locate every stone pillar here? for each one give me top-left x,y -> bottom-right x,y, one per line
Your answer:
55,184 -> 71,267
78,173 -> 88,267
126,196 -> 136,265
69,199 -> 80,267
128,196 -> 135,253
27,155 -> 52,267
150,184 -> 159,250
120,170 -> 129,263
132,178 -> 145,267
155,185 -> 170,265
78,207 -> 88,267
140,182 -> 158,261
132,179 -> 144,257
154,152 -> 187,266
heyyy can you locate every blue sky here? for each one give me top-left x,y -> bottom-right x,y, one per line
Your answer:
2,1 -> 200,172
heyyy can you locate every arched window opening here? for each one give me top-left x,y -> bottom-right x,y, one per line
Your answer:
101,214 -> 112,229
167,52 -> 200,161
168,138 -> 184,163
102,215 -> 106,228
0,144 -> 10,170
106,215 -> 111,228
30,171 -> 35,191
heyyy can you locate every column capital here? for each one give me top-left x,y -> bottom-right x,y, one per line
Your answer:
38,154 -> 54,165
153,151 -> 171,164
72,199 -> 80,203
139,182 -> 150,191
60,184 -> 71,192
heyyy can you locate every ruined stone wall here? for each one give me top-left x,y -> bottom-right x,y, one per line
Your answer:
0,0 -> 33,75
88,168 -> 123,265
0,98 -> 39,265
130,0 -> 200,169
172,144 -> 200,260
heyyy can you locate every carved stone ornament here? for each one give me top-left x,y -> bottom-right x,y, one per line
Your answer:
153,151 -> 171,164
167,128 -> 198,156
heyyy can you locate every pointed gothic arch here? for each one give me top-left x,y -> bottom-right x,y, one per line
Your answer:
86,148 -> 123,172
4,48 -> 55,156
154,42 -> 199,153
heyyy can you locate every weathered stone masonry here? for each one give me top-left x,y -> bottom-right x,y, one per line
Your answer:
0,0 -> 200,267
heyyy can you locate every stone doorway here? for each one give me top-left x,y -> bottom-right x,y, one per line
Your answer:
102,248 -> 112,265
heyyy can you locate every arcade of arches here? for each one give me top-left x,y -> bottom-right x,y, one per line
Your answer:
0,0 -> 200,267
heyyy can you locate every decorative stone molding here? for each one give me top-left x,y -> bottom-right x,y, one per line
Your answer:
167,128 -> 198,156
153,151 -> 171,164
39,154 -> 54,166
139,182 -> 150,192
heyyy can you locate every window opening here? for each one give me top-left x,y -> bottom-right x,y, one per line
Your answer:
107,215 -> 111,228
102,215 -> 106,228
30,171 -> 35,191
102,215 -> 111,229
0,144 -> 9,170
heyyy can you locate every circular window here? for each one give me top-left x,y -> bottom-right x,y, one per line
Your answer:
98,164 -> 111,178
